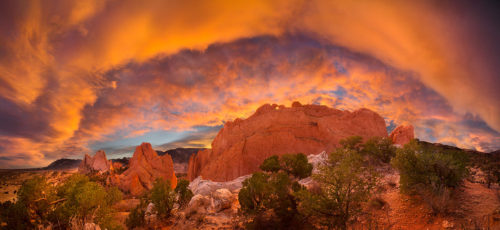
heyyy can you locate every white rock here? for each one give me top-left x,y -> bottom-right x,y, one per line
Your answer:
189,175 -> 251,196
211,188 -> 234,212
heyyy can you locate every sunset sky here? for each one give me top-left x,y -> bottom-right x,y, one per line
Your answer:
0,0 -> 499,168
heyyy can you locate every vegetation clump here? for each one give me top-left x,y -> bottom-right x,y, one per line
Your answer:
240,153 -> 313,229
391,140 -> 469,214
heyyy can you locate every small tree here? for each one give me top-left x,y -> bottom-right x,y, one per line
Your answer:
362,137 -> 396,163
150,178 -> 176,219
175,179 -> 193,207
239,154 -> 313,229
391,140 -> 469,214
339,135 -> 363,151
280,153 -> 313,179
126,203 -> 146,229
297,147 -> 377,229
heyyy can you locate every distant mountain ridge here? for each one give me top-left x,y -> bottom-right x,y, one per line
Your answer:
157,148 -> 206,164
44,158 -> 82,170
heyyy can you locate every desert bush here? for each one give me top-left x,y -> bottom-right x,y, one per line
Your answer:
391,140 -> 469,214
260,155 -> 281,173
280,153 -> 313,179
296,147 -> 378,229
339,135 -> 363,151
239,154 -> 313,229
50,174 -> 122,229
1,176 -> 57,229
362,137 -> 396,163
391,140 -> 469,193
126,202 -> 146,229
175,179 -> 193,207
150,178 -> 176,219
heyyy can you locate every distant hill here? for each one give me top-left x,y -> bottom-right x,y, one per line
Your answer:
156,148 -> 205,164
43,158 -> 82,170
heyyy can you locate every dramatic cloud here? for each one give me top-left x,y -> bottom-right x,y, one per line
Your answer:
0,0 -> 498,168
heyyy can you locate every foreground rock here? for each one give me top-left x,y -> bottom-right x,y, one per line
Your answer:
78,150 -> 112,174
189,175 -> 251,196
188,102 -> 388,181
111,143 -> 177,196
389,125 -> 414,146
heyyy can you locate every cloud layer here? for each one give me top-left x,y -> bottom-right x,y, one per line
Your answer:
0,0 -> 498,168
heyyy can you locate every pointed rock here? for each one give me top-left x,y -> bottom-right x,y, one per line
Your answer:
78,150 -> 112,174
112,142 -> 177,196
390,125 -> 415,146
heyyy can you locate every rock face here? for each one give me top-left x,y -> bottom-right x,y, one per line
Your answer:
111,143 -> 177,196
78,150 -> 112,174
189,175 -> 251,196
188,102 -> 388,181
389,125 -> 414,146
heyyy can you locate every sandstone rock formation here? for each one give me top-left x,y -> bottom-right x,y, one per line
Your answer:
111,142 -> 177,196
189,175 -> 251,196
389,125 -> 415,146
188,102 -> 388,181
78,150 -> 112,174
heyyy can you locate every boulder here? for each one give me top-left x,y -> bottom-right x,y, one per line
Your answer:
78,150 -> 112,174
389,125 -> 414,146
211,189 -> 234,212
186,194 -> 211,215
144,203 -> 157,224
189,175 -> 251,196
111,143 -> 177,196
188,102 -> 388,181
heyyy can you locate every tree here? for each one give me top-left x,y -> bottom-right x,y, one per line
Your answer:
362,137 -> 396,163
175,179 -> 193,207
51,174 -> 122,229
150,178 -> 176,219
339,135 -> 363,152
239,154 -> 313,229
391,140 -> 468,193
296,147 -> 377,229
2,176 -> 56,229
391,140 -> 469,214
280,153 -> 313,179
126,202 -> 146,229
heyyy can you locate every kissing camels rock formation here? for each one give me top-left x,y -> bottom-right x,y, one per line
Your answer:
188,102 -> 388,182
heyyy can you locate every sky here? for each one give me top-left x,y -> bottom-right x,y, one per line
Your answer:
0,0 -> 499,168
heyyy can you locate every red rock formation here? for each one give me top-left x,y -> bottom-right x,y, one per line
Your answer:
390,125 -> 415,146
78,150 -> 112,174
188,102 -> 388,181
112,142 -> 177,196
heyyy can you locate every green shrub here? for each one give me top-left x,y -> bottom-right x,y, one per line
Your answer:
339,135 -> 363,151
50,174 -> 122,229
150,178 -> 176,219
391,140 -> 469,214
362,137 -> 396,163
175,179 -> 193,207
296,147 -> 377,229
260,155 -> 281,173
126,203 -> 146,229
0,176 -> 56,229
280,153 -> 313,179
239,154 -> 313,229
391,140 -> 469,193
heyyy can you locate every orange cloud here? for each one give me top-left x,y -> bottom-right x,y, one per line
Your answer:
0,1 -> 498,168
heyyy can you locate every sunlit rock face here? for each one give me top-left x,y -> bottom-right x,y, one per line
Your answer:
390,125 -> 415,146
111,142 -> 176,196
188,102 -> 388,182
78,150 -> 112,174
